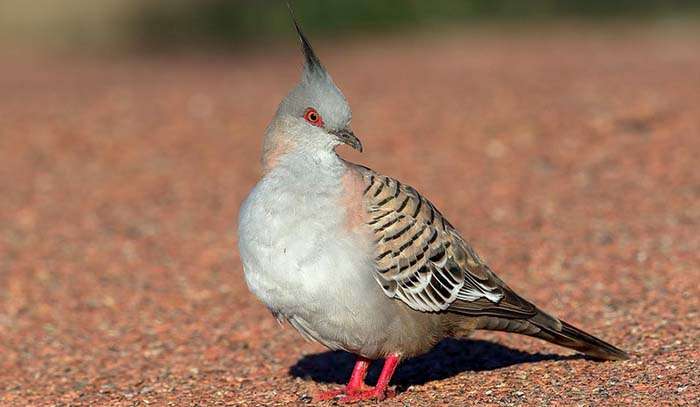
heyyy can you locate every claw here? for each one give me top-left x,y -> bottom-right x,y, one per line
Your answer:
316,387 -> 348,401
317,386 -> 396,403
338,387 -> 396,403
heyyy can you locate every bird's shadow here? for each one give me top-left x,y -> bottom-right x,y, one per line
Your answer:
289,338 -> 583,388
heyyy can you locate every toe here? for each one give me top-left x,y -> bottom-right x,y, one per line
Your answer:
337,387 -> 396,403
316,387 -> 346,401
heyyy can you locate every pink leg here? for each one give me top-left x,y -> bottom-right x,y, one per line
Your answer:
374,353 -> 400,397
347,357 -> 371,391
316,356 -> 371,400
336,353 -> 401,403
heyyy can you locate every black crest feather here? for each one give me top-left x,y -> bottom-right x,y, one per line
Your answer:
287,2 -> 324,75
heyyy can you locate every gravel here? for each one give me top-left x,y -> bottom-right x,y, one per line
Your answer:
1,26 -> 698,405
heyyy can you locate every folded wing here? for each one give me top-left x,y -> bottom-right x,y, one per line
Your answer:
359,167 -> 535,319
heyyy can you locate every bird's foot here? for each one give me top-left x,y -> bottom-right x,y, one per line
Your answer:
338,387 -> 396,403
316,386 -> 395,403
316,387 -> 349,401
316,354 -> 400,403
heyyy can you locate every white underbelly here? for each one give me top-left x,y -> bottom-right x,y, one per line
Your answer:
238,178 -> 391,353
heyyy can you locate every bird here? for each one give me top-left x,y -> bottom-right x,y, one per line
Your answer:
237,12 -> 629,403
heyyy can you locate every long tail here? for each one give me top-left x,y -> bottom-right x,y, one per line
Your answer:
475,309 -> 629,361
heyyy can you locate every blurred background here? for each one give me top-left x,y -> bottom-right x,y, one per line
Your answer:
2,1 -> 699,405
1,0 -> 699,51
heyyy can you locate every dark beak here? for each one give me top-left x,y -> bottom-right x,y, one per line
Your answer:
332,127 -> 363,152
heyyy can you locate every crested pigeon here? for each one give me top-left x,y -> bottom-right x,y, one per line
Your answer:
237,13 -> 628,403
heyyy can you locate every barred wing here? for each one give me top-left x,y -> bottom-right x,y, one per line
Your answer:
359,167 -> 536,318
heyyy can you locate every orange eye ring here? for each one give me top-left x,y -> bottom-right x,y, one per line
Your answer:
304,108 -> 324,127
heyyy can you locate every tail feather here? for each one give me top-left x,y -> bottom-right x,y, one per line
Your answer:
531,314 -> 629,361
476,310 -> 629,361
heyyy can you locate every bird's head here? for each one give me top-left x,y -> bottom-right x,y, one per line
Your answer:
266,12 -> 361,161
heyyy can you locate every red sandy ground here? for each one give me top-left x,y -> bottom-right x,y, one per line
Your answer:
0,26 -> 698,406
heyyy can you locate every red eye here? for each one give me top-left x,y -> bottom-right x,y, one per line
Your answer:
304,108 -> 324,127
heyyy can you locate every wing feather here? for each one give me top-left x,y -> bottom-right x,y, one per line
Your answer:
358,166 -> 531,317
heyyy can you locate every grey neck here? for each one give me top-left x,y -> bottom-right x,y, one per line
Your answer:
270,147 -> 346,187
